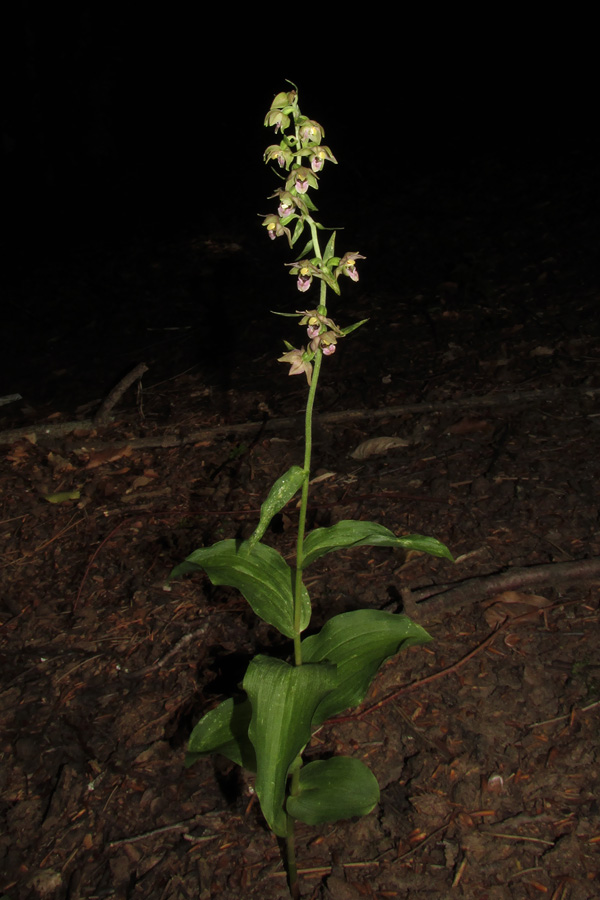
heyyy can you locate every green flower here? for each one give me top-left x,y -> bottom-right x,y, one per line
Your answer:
299,119 -> 324,145
264,108 -> 291,133
309,146 -> 337,172
264,144 -> 294,169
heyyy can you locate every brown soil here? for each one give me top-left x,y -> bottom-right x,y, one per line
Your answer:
2,148 -> 600,899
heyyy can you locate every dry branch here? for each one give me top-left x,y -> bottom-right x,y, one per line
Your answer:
410,557 -> 600,614
1,383 -> 599,448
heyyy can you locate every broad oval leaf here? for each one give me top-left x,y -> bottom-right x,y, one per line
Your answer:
249,466 -> 306,547
301,609 -> 432,725
244,655 -> 337,837
287,756 -> 379,825
186,696 -> 255,771
170,539 -> 311,638
302,520 -> 452,569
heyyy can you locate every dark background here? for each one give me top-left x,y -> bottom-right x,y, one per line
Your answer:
4,9 -> 593,248
2,7 -> 597,410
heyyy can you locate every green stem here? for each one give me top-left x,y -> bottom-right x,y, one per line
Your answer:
285,758 -> 302,897
292,220 -> 328,666
293,348 -> 323,664
285,812 -> 300,898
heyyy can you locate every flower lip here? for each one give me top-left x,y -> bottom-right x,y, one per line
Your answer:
309,330 -> 339,354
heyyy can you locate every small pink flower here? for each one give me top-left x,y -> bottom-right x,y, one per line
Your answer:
297,265 -> 313,292
264,109 -> 290,133
285,166 -> 318,195
335,252 -> 366,282
297,309 -> 342,335
310,330 -> 338,355
262,215 -> 291,245
279,200 -> 294,217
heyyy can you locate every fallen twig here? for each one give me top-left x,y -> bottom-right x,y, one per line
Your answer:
108,814 -> 206,848
2,383 -> 599,446
528,699 -> 600,729
410,557 -> 600,614
94,362 -> 149,424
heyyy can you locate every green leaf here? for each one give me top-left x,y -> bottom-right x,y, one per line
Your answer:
322,268 -> 341,296
249,466 -> 306,547
294,238 -> 314,260
244,655 -> 337,836
302,520 -> 453,569
301,609 -> 432,725
287,756 -> 379,825
291,218 -> 305,246
322,230 -> 337,263
44,490 -> 80,504
170,539 -> 311,638
186,696 -> 255,771
340,318 -> 369,337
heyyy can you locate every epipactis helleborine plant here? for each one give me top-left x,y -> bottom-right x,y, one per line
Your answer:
170,82 -> 453,898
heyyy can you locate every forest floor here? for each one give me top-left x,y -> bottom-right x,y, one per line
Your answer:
2,146 -> 600,899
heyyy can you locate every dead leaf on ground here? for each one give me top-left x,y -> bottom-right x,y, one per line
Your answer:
85,446 -> 133,469
483,590 -> 552,627
445,417 -> 492,436
350,436 -> 410,459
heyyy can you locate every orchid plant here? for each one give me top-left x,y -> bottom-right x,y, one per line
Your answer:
171,83 -> 452,898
